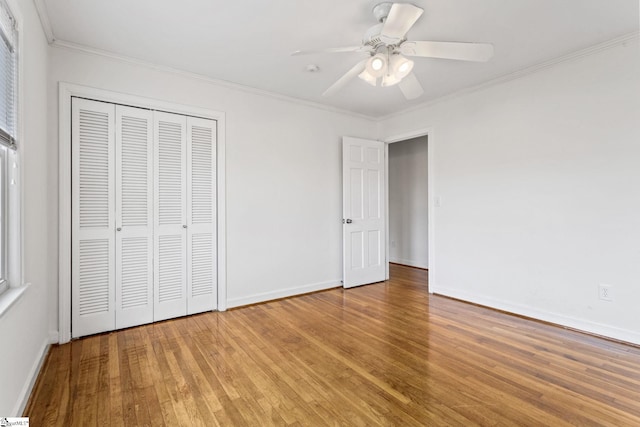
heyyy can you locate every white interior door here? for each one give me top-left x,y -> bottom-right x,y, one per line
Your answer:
342,137 -> 386,288
153,111 -> 188,321
186,116 -> 217,314
115,105 -> 154,329
71,98 -> 116,337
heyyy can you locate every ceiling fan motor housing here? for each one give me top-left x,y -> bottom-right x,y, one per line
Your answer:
363,23 -> 405,49
364,3 -> 407,48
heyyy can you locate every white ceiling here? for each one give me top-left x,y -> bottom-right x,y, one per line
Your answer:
40,0 -> 639,118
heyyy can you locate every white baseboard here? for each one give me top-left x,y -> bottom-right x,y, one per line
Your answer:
13,338 -> 50,416
389,257 -> 428,269
432,285 -> 640,346
49,330 -> 59,344
227,279 -> 341,309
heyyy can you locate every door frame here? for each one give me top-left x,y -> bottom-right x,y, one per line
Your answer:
58,82 -> 227,344
384,127 -> 435,286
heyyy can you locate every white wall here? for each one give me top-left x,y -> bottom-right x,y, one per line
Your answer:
380,37 -> 640,344
388,136 -> 428,269
0,0 -> 51,416
48,45 -> 377,329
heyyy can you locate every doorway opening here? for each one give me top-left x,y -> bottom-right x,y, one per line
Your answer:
387,135 -> 429,288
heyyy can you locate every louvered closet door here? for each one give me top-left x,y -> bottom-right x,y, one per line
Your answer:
154,111 -> 188,321
115,106 -> 154,329
186,117 -> 217,314
72,98 -> 116,338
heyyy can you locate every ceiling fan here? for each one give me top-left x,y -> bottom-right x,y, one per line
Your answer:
293,2 -> 494,100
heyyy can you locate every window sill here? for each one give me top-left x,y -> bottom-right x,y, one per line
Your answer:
0,283 -> 29,318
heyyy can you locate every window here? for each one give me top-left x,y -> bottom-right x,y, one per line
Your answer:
0,0 -> 17,151
0,0 -> 18,297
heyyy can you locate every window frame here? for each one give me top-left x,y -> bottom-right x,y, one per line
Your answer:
0,0 -> 23,313
0,146 -> 7,293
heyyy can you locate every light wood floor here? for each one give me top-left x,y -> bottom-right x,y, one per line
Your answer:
25,264 -> 640,426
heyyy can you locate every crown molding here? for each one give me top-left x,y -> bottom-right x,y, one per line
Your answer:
51,40 -> 378,122
31,0 -> 54,43
379,31 -> 640,122
46,29 -> 639,123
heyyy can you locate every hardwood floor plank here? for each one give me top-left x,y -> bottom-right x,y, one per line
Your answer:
106,332 -> 123,426
24,264 -> 640,425
96,334 -> 112,426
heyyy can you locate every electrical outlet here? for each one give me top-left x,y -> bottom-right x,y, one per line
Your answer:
599,284 -> 613,302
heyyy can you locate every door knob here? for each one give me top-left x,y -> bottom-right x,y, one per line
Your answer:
183,225 -> 188,228
116,227 -> 122,231
345,219 -> 353,224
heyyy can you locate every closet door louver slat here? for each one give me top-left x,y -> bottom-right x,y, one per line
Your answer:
71,98 -> 116,338
77,240 -> 110,315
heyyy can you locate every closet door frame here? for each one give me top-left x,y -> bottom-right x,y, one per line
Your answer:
59,83 -> 227,344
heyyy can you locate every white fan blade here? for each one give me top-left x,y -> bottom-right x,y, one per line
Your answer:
292,46 -> 364,56
400,41 -> 494,62
381,3 -> 424,40
322,59 -> 368,97
398,73 -> 424,100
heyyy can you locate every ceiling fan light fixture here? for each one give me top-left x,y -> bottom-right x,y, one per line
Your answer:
366,53 -> 387,77
398,59 -> 412,74
371,57 -> 384,71
381,72 -> 402,87
390,54 -> 414,79
358,69 -> 378,86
